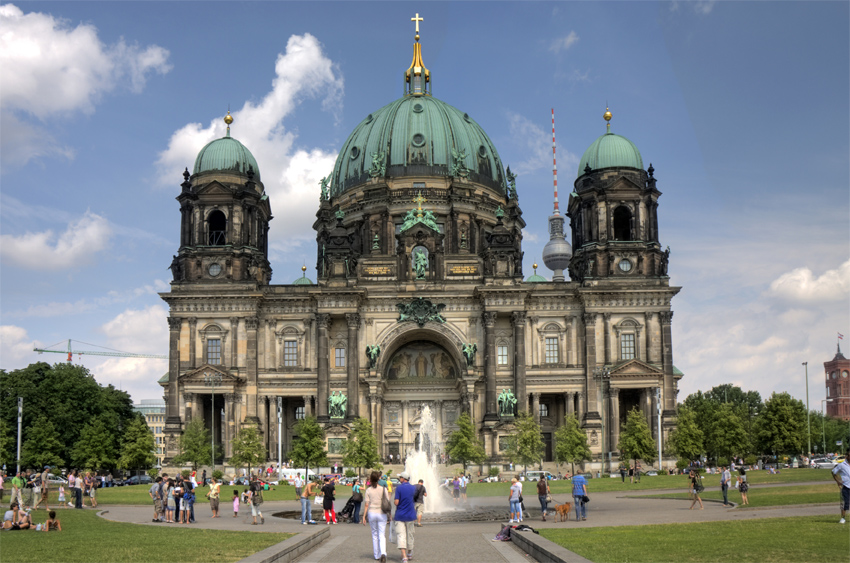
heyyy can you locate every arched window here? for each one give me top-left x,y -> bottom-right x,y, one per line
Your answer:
613,206 -> 632,241
208,210 -> 227,245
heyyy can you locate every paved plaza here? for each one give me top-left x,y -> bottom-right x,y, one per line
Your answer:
98,483 -> 837,563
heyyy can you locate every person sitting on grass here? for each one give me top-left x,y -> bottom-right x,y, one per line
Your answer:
16,508 -> 33,530
43,510 -> 61,531
3,502 -> 20,529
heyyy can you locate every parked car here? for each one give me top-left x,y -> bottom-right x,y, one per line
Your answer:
814,458 -> 837,469
47,474 -> 68,486
123,475 -> 153,486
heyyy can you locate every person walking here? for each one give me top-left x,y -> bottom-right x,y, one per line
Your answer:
831,451 -> 850,524
619,462 -> 626,482
351,478 -> 363,524
393,471 -> 417,563
738,468 -> 749,506
720,465 -> 731,507
635,460 -> 642,483
572,472 -> 588,521
73,470 -> 83,509
321,477 -> 337,524
248,480 -> 264,525
689,469 -> 704,510
362,470 -> 390,563
10,471 -> 24,509
508,477 -> 522,523
300,477 -> 319,524
537,476 -> 550,521
413,479 -> 426,527
33,466 -> 50,511
206,477 -> 221,518
294,474 -> 304,499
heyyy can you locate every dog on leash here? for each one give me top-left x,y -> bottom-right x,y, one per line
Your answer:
554,502 -> 573,522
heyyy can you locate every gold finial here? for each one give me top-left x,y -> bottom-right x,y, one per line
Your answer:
411,12 -> 423,40
224,110 -> 233,137
603,107 -> 612,132
301,265 -> 307,273
405,13 -> 430,96
533,263 -> 538,272
413,190 -> 427,218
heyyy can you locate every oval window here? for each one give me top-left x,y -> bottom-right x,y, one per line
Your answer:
350,146 -> 360,160
412,133 -> 426,147
365,113 -> 373,123
463,113 -> 472,122
478,145 -> 487,157
413,103 -> 424,113
618,259 -> 632,273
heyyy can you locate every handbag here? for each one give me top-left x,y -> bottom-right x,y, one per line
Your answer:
315,494 -> 324,505
545,494 -> 553,503
581,495 -> 590,504
381,487 -> 392,514
352,490 -> 363,503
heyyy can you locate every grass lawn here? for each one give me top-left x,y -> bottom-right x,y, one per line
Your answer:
644,483 -> 843,508
0,509 -> 293,563
538,515 -> 849,563
465,468 -> 835,498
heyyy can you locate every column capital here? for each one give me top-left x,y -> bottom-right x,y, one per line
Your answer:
183,392 -> 195,402
644,311 -> 654,323
188,318 -> 197,328
511,311 -> 527,326
245,317 -> 260,330
225,393 -> 240,403
316,313 -> 330,329
482,311 -> 497,327
345,313 -> 361,328
609,387 -> 620,397
167,317 -> 183,331
603,312 -> 611,322
583,312 -> 597,325
659,311 -> 674,324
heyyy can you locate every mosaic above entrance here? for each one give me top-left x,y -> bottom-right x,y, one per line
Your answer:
386,341 -> 457,380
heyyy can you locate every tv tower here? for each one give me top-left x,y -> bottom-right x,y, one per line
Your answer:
542,108 -> 572,282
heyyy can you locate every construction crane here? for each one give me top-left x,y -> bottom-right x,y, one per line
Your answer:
34,339 -> 167,363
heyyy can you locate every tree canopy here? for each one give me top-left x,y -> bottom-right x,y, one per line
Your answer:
21,415 -> 64,469
341,417 -> 380,478
290,416 -> 327,475
554,413 -> 591,476
444,412 -> 486,472
618,407 -> 657,467
119,417 -> 156,471
173,417 -> 211,470
667,406 -> 704,462
757,392 -> 807,456
72,417 -> 118,470
230,425 -> 266,475
504,411 -> 545,473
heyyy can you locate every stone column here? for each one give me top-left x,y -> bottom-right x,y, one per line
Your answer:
401,401 -> 410,451
435,400 -> 443,441
303,395 -> 313,418
188,318 -> 197,368
641,388 -> 652,429
369,393 -> 377,428
483,312 -> 498,420
259,396 -> 269,454
577,391 -> 586,423
570,316 -> 579,367
565,392 -> 575,417
660,312 -> 675,413
316,313 -> 330,421
190,393 -> 202,422
603,313 -> 612,365
225,394 -> 238,458
650,388 -> 659,437
644,312 -> 655,363
583,313 -> 601,424
266,320 -> 276,369
244,317 -> 260,424
609,387 -> 621,454
165,317 -> 183,430
229,318 -> 239,368
346,313 -> 361,420
376,395 -> 384,449
512,311 -> 528,414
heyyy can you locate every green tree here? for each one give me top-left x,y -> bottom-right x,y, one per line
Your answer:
173,417 -> 211,470
710,403 -> 749,462
667,406 -> 704,462
554,413 -> 591,476
230,425 -> 266,476
504,411 -> 544,474
617,408 -> 657,470
341,417 -> 380,479
290,416 -> 327,477
0,363 -> 136,468
20,415 -> 64,469
0,419 -> 15,468
72,417 -> 117,469
119,417 -> 156,472
444,412 -> 486,473
756,392 -> 807,456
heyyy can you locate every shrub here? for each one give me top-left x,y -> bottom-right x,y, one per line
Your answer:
676,458 -> 690,470
489,467 -> 500,477
345,469 -> 356,478
744,454 -> 757,466
147,467 -> 159,480
212,470 -> 223,480
717,457 -> 729,467
181,469 -> 191,479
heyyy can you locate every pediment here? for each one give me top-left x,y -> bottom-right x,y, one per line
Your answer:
384,429 -> 403,439
179,364 -> 241,383
607,176 -> 644,193
610,359 -> 663,377
195,181 -> 234,196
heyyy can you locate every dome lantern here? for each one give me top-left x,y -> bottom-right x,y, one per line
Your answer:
404,13 -> 431,96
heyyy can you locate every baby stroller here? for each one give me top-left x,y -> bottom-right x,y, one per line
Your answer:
338,496 -> 356,523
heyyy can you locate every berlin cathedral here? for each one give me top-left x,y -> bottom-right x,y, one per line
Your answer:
160,20 -> 682,471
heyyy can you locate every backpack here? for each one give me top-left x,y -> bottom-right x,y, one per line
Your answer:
252,488 -> 264,505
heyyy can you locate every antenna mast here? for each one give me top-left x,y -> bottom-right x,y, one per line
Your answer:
552,108 -> 559,214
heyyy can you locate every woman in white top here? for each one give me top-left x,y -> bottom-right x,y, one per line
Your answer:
361,470 -> 390,563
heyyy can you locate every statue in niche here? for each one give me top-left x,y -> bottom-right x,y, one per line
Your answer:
498,388 -> 517,417
329,391 -> 347,419
366,345 -> 381,369
462,343 -> 477,367
413,247 -> 428,279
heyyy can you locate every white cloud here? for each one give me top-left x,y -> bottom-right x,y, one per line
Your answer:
0,325 -> 42,368
3,280 -> 170,319
156,33 -> 342,249
693,1 -> 716,15
505,112 -> 579,177
521,229 -> 540,244
767,260 -> 850,303
0,112 -> 74,166
0,211 -> 112,270
0,3 -> 172,118
550,31 -> 579,54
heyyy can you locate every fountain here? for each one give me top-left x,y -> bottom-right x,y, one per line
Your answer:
402,404 -> 454,513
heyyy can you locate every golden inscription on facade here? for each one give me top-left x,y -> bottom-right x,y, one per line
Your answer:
449,266 -> 479,275
365,266 -> 392,275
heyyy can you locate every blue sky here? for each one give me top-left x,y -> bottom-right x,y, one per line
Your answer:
1,1 -> 847,412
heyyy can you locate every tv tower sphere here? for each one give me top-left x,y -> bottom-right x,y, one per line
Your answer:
542,214 -> 572,278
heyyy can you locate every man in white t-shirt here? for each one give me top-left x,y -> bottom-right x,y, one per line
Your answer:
831,452 -> 850,524
294,475 -> 304,499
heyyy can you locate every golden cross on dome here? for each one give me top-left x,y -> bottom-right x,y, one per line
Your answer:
413,190 -> 427,217
411,13 -> 423,37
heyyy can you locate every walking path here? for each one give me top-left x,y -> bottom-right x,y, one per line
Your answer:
98,483 -> 839,563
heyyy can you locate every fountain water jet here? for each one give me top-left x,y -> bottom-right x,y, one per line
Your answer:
402,404 -> 456,514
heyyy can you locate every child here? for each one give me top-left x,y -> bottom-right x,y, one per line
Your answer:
57,485 -> 66,507
43,510 -> 61,531
232,490 -> 239,518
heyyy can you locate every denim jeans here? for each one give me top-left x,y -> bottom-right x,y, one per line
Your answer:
509,500 -> 521,516
352,501 -> 361,523
573,495 -> 586,520
538,494 -> 548,515
721,483 -> 729,505
300,497 -> 310,523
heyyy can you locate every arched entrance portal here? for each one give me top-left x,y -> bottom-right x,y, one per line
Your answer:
378,338 -> 465,461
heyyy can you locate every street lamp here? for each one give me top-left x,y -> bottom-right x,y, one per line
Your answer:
803,362 -> 811,457
277,396 -> 283,481
204,372 -> 223,477
821,399 -> 827,454
594,365 -> 611,474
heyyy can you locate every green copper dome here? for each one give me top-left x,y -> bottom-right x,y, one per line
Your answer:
193,131 -> 261,181
525,273 -> 547,283
331,95 -> 507,196
577,131 -> 643,179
